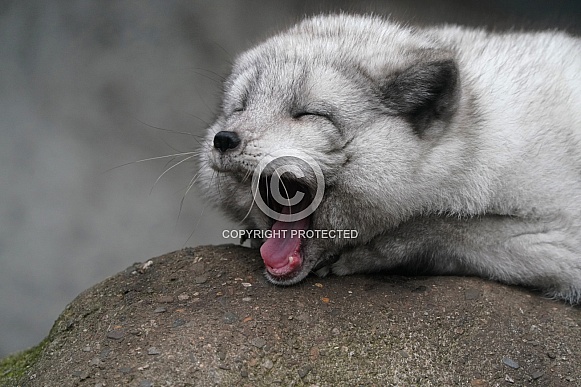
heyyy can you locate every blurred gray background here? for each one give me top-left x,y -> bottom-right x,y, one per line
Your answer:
1,0 -> 579,357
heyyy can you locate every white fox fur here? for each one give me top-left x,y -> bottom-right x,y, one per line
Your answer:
199,14 -> 581,303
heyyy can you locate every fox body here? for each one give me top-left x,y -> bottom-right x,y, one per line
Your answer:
199,14 -> 581,303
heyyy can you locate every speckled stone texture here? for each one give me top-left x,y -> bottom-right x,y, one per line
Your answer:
8,245 -> 581,386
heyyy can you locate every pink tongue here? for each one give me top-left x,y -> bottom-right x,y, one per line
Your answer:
260,209 -> 309,270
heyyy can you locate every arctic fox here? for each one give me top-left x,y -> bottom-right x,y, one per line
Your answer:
199,14 -> 581,303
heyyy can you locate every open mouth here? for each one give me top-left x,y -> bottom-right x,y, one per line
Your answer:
257,176 -> 313,280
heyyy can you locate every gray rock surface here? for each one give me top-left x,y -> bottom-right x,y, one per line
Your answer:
3,245 -> 580,386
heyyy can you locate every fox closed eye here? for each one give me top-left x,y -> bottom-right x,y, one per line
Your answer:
291,111 -> 335,125
231,105 -> 246,115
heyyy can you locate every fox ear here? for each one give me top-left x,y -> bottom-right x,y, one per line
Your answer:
380,59 -> 459,135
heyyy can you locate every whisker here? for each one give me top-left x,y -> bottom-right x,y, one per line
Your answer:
185,112 -> 212,128
178,160 -> 213,244
240,173 -> 260,224
209,170 -> 222,207
132,117 -> 198,138
217,170 -> 224,201
150,155 -> 197,194
183,204 -> 206,248
161,155 -> 178,177
133,117 -> 208,149
105,152 -> 198,173
241,168 -> 252,183
275,169 -> 293,211
211,43 -> 234,66
158,134 -> 205,156
266,173 -> 270,211
194,86 -> 217,118
160,138 -> 186,155
178,169 -> 204,223
191,68 -> 225,84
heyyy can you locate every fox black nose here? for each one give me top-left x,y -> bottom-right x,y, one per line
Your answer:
213,131 -> 241,152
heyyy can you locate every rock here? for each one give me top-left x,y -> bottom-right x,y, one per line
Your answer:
222,312 -> 238,324
309,346 -> 320,361
250,337 -> 266,349
398,350 -> 410,358
1,245 -> 580,386
157,295 -> 174,303
216,349 -> 226,361
261,358 -> 273,369
71,370 -> 90,380
106,329 -> 125,340
470,380 -> 487,386
298,364 -> 313,378
502,357 -> 520,369
464,288 -> 481,300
